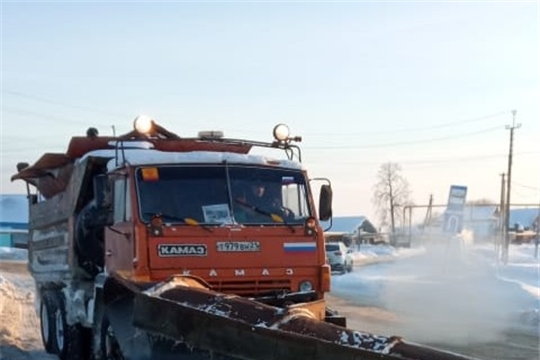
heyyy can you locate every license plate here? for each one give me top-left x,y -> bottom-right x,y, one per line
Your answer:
216,241 -> 261,252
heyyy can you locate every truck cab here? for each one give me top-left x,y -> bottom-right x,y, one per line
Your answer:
102,147 -> 332,305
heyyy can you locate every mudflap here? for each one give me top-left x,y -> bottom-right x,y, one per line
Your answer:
104,273 -> 479,360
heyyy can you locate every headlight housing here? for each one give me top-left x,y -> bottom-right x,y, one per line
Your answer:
299,280 -> 313,292
273,123 -> 290,142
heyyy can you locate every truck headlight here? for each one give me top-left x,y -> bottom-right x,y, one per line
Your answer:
299,280 -> 313,292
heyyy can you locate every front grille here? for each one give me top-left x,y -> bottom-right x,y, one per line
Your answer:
208,279 -> 291,296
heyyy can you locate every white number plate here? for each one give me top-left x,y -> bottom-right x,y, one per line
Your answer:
216,241 -> 261,252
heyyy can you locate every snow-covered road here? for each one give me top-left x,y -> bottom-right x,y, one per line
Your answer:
0,243 -> 538,360
0,261 -> 56,360
330,242 -> 540,360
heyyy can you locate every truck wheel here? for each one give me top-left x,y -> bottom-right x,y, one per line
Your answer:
40,290 -> 59,353
51,291 -> 90,360
101,316 -> 124,360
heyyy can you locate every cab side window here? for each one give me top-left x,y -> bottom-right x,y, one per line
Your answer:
113,178 -> 131,223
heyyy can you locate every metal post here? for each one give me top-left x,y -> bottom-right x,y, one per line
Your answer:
497,173 -> 506,260
408,206 -> 412,247
534,197 -> 540,259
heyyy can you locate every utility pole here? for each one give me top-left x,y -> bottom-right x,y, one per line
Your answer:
498,173 -> 506,260
502,110 -> 521,264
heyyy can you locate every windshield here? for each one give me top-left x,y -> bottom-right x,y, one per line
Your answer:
135,164 -> 312,225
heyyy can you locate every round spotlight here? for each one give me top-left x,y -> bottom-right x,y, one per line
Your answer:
133,115 -> 154,134
273,123 -> 290,142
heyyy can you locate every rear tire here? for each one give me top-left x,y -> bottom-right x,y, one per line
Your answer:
40,290 -> 59,353
51,291 -> 91,360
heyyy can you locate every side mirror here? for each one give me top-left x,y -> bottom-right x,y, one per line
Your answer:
318,184 -> 332,221
94,174 -> 111,210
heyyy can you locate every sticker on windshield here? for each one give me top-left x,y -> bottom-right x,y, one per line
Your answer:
202,204 -> 233,224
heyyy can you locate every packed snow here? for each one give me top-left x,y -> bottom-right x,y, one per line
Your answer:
332,239 -> 540,347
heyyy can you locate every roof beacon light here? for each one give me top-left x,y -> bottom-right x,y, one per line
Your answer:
198,130 -> 224,139
273,123 -> 290,142
134,115 -> 154,134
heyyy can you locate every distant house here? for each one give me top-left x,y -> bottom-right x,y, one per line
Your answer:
322,216 -> 379,246
509,208 -> 540,231
0,194 -> 29,248
462,205 -> 499,239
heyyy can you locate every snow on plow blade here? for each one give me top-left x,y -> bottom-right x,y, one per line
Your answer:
104,274 -> 478,360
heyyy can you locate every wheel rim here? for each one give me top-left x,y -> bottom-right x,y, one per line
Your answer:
54,309 -> 64,351
40,302 -> 49,343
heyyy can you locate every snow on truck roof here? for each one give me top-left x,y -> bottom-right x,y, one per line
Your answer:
11,121 -> 304,199
11,135 -> 303,199
79,148 -> 304,171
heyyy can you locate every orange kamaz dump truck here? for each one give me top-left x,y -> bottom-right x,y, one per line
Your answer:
12,116 -> 477,360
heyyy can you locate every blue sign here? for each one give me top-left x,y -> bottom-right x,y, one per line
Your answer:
443,185 -> 467,233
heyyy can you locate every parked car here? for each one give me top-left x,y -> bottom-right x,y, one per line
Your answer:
325,242 -> 354,274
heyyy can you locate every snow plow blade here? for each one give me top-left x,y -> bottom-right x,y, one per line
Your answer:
104,274 -> 478,360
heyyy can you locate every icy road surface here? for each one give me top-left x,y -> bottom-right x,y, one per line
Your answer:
0,242 -> 538,360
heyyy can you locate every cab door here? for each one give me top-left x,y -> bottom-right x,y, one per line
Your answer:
104,177 -> 135,274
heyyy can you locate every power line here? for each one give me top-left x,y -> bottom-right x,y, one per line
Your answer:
304,110 -> 511,136
512,181 -> 539,192
3,90 -> 512,137
305,126 -> 502,149
305,151 -> 537,167
404,110 -> 510,131
4,90 -> 128,118
512,188 -> 537,200
2,106 -> 95,126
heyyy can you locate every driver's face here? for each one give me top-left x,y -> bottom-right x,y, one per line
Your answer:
252,184 -> 265,197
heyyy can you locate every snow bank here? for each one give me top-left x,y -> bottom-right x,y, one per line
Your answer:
0,247 -> 28,261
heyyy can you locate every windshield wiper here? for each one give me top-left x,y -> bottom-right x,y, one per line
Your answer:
143,212 -> 213,232
234,200 -> 296,233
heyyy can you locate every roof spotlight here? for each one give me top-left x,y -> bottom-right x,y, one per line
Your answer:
273,123 -> 290,142
133,115 -> 154,134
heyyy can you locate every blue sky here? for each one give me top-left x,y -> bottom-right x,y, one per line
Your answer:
1,1 -> 538,221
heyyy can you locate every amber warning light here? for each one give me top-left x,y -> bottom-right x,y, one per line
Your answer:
141,167 -> 159,181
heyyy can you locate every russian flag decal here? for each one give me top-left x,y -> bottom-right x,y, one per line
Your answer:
283,242 -> 317,253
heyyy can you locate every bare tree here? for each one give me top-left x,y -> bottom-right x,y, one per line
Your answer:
372,162 -> 411,234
